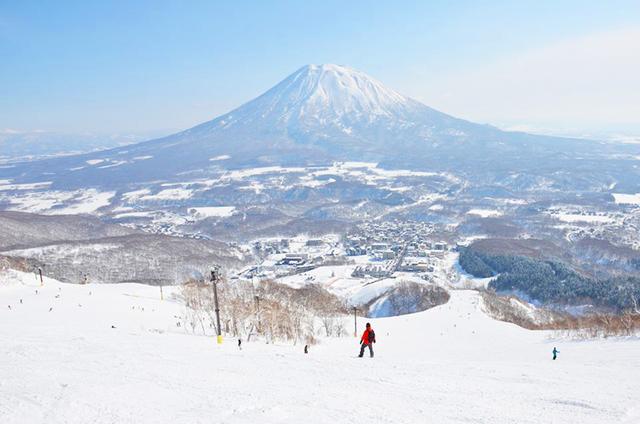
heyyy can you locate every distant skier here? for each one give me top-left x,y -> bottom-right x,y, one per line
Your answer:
237,339 -> 242,350
304,345 -> 309,354
552,347 -> 559,360
358,322 -> 376,358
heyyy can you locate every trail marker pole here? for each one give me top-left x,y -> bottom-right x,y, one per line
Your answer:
353,306 -> 358,337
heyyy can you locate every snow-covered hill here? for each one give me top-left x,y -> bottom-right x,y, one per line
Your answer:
2,270 -> 638,423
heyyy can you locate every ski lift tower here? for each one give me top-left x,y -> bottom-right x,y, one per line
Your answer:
210,266 -> 223,344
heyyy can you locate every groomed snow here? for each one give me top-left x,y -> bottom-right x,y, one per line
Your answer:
2,271 -> 639,423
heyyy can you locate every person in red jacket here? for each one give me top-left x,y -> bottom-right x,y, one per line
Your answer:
358,322 -> 376,358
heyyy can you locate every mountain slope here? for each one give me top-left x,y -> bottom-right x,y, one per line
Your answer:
0,64 -> 637,191
2,275 -> 639,423
0,211 -> 137,250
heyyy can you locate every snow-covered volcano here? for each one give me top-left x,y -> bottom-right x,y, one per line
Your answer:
194,64 -> 452,131
219,64 -> 414,124
0,64 -> 633,190
178,64 -> 477,157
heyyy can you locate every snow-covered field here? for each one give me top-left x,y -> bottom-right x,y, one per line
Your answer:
188,206 -> 237,219
613,193 -> 640,205
0,161 -> 459,223
554,213 -> 616,224
0,188 -> 115,215
466,208 -> 503,218
1,271 -> 639,424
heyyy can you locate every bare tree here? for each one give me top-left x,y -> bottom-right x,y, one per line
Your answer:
180,276 -> 350,343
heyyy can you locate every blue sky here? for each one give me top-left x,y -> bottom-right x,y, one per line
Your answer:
1,1 -> 639,135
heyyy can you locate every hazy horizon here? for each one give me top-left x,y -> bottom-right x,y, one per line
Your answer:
2,1 -> 639,138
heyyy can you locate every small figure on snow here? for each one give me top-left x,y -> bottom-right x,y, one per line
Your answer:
358,322 -> 376,358
552,347 -> 559,360
304,345 -> 309,354
237,339 -> 242,350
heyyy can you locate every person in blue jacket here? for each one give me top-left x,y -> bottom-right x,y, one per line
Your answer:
552,347 -> 559,360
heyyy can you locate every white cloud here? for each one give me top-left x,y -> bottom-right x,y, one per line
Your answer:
419,28 -> 640,131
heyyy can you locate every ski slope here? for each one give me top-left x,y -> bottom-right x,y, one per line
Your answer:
1,271 -> 639,424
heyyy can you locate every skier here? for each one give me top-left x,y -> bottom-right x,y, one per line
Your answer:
358,322 -> 376,358
552,347 -> 559,360
237,339 -> 242,350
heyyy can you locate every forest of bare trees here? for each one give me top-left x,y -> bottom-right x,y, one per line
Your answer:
480,290 -> 640,338
179,278 -> 350,344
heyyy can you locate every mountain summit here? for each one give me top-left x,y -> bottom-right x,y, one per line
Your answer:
227,64 -> 412,124
182,64 -> 452,134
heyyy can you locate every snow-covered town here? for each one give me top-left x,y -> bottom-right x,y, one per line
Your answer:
234,221 -> 453,316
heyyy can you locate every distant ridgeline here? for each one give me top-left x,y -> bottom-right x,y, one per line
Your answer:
459,244 -> 640,313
